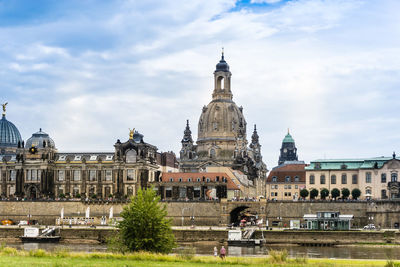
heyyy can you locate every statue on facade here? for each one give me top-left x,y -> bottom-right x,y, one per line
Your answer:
129,128 -> 135,140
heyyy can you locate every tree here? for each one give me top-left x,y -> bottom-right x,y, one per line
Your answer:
341,188 -> 350,199
331,188 -> 340,199
320,188 -> 329,199
300,188 -> 309,199
310,188 -> 319,199
351,188 -> 361,200
117,187 -> 175,253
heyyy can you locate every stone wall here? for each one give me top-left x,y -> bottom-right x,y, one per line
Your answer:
0,200 -> 400,228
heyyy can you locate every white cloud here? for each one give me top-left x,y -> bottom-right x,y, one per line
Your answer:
2,0 -> 400,168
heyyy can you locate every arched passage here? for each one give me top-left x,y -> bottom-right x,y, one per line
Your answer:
229,206 -> 249,226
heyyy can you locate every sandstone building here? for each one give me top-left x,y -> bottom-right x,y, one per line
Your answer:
178,53 -> 267,197
0,106 -> 177,199
305,153 -> 400,200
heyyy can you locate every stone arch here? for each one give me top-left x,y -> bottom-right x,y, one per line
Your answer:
217,76 -> 224,90
229,206 -> 249,225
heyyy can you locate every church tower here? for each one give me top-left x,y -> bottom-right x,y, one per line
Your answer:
179,120 -> 196,161
197,51 -> 247,163
278,129 -> 298,165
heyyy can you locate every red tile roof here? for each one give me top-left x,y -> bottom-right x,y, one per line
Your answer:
267,163 -> 307,183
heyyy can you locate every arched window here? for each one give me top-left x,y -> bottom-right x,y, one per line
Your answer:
217,76 -> 224,90
391,173 -> 398,182
285,176 -> 291,182
341,174 -> 347,184
320,175 -> 326,184
126,149 -> 137,163
381,189 -> 387,199
294,176 -> 299,182
381,173 -> 386,183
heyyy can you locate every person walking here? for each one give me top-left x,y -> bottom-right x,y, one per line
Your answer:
213,246 -> 218,257
220,246 -> 226,259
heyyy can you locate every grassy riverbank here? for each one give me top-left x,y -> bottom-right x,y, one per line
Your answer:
0,247 -> 397,267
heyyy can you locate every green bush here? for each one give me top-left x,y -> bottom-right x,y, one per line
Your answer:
320,188 -> 329,199
341,188 -> 350,199
300,189 -> 309,199
115,186 -> 176,254
351,188 -> 361,199
331,188 -> 340,199
310,188 -> 318,199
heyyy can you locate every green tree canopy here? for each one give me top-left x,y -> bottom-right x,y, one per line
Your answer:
117,187 -> 176,253
341,188 -> 350,199
320,188 -> 329,199
310,188 -> 318,199
351,188 -> 361,200
300,188 -> 309,199
331,188 -> 340,199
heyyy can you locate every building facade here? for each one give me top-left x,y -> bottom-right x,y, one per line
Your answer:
0,106 -> 177,199
178,53 -> 267,197
266,131 -> 305,200
305,154 -> 400,200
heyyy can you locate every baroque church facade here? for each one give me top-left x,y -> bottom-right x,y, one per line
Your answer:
0,105 -> 177,199
178,53 -> 267,197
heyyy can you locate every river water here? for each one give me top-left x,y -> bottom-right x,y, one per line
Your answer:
6,242 -> 400,260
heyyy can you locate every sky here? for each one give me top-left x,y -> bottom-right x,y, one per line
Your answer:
1,0 -> 400,168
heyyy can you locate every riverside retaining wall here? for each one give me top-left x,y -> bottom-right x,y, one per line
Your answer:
0,200 -> 400,227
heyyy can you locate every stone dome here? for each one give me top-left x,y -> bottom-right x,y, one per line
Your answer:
198,101 -> 246,142
26,128 -> 55,149
0,114 -> 22,148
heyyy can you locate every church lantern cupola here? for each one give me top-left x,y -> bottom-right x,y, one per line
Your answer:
212,50 -> 232,101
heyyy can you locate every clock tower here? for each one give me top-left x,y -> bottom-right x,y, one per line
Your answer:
278,129 -> 298,165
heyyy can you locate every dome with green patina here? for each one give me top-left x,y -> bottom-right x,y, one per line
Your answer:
282,133 -> 295,143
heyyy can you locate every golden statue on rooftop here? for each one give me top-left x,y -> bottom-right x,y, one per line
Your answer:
129,128 -> 135,140
2,102 -> 7,115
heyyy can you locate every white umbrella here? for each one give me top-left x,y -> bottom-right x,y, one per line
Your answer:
109,207 -> 113,219
60,208 -> 64,220
85,207 -> 90,218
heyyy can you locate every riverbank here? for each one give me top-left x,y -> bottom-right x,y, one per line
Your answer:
1,226 -> 400,246
0,246 -> 396,267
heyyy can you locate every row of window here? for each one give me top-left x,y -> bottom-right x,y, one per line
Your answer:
309,172 -> 398,185
271,176 -> 300,182
166,177 -> 226,183
270,192 -> 292,197
270,185 -> 299,189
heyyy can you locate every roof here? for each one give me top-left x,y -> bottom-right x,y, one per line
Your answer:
282,133 -> 295,143
267,163 -> 306,183
161,172 -> 240,190
0,115 -> 22,148
305,157 -> 395,170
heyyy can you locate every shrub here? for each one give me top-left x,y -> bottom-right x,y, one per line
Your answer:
331,188 -> 340,199
310,189 -> 318,199
320,188 -> 329,199
341,188 -> 350,199
351,188 -> 361,200
300,189 -> 309,199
